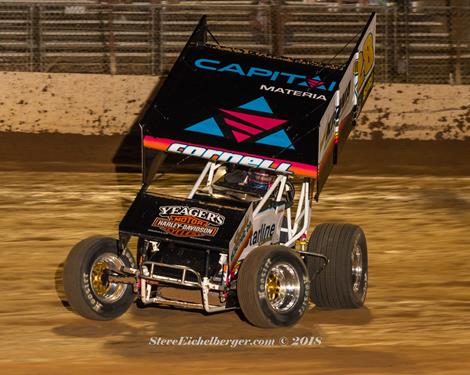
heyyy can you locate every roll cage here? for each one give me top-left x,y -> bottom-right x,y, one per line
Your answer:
188,161 -> 312,248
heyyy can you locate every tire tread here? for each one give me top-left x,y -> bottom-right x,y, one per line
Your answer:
306,223 -> 368,309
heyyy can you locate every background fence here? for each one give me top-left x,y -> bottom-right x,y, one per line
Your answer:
0,1 -> 469,83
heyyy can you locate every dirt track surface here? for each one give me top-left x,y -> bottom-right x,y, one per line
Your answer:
1,168 -> 470,374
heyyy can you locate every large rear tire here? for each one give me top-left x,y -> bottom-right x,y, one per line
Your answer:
237,245 -> 310,328
306,224 -> 368,308
63,236 -> 135,320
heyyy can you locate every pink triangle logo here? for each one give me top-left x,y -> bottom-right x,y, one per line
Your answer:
307,79 -> 324,88
232,130 -> 251,142
224,118 -> 262,135
184,96 -> 294,149
219,109 -> 287,130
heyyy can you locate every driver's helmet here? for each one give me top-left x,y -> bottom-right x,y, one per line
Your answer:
247,169 -> 275,191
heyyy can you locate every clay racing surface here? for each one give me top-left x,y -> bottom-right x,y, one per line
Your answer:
1,166 -> 469,374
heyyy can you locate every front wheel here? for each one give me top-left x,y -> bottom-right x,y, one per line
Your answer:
63,236 -> 135,320
237,245 -> 310,328
306,223 -> 368,308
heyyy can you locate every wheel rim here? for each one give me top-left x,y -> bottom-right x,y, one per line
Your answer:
90,253 -> 127,303
351,243 -> 363,295
265,262 -> 301,312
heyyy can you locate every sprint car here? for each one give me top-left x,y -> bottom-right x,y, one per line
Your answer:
63,13 -> 376,328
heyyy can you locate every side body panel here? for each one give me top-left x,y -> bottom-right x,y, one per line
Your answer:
316,13 -> 376,195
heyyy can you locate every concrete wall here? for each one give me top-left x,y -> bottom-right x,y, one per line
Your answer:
359,83 -> 470,141
1,71 -> 469,140
0,71 -> 158,136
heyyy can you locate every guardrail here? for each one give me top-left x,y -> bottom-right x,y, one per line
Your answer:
0,2 -> 468,83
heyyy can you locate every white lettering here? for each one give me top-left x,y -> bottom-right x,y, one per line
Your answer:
239,156 -> 262,168
167,143 -> 187,153
166,143 -> 294,174
202,149 -> 223,159
218,152 -> 243,164
259,84 -> 328,101
260,84 -> 275,92
159,206 -> 225,226
183,146 -> 206,157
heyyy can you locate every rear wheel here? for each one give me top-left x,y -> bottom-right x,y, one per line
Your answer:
306,223 -> 368,308
237,245 -> 310,328
63,236 -> 135,320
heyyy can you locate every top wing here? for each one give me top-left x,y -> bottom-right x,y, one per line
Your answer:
141,14 -> 376,187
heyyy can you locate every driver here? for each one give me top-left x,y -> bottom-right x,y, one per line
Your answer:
246,169 -> 275,191
222,166 -> 275,195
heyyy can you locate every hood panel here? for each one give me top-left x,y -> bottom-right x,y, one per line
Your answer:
119,192 -> 250,251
